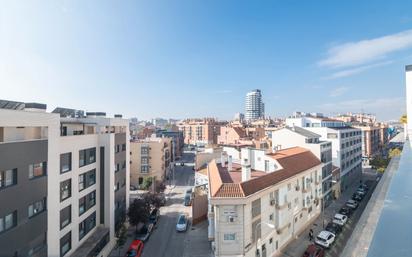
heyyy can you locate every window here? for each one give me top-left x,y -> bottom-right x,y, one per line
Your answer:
269,214 -> 273,220
60,179 -> 71,202
79,191 -> 96,216
141,157 -> 148,164
60,153 -> 72,173
60,231 -> 71,257
141,165 -> 149,173
79,148 -> 96,167
115,163 -> 120,172
60,205 -> 71,229
29,162 -> 47,179
224,233 -> 236,240
122,161 -> 126,169
79,212 -> 96,240
28,198 -> 46,218
0,169 -> 17,188
0,211 -> 17,232
115,182 -> 120,192
115,145 -> 120,153
79,169 -> 96,191
251,198 -> 261,218
122,143 -> 126,151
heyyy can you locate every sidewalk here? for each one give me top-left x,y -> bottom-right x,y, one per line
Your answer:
279,177 -> 373,257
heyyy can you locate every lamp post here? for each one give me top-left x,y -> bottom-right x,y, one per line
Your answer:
255,222 -> 275,257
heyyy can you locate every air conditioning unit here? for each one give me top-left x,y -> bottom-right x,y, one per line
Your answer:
270,199 -> 276,206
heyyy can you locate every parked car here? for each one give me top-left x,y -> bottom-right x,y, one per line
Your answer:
135,223 -> 153,242
346,199 -> 359,209
176,214 -> 188,232
325,222 -> 342,236
359,183 -> 369,191
125,240 -> 144,257
352,193 -> 363,202
302,244 -> 325,257
130,185 -> 137,191
149,208 -> 159,225
338,207 -> 353,217
333,214 -> 348,226
184,194 -> 191,206
356,188 -> 367,196
186,188 -> 193,195
315,231 -> 335,248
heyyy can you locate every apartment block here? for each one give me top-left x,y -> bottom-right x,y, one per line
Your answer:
271,126 -> 339,205
178,118 -> 224,146
353,125 -> 381,163
0,101 -> 129,257
155,130 -> 184,160
130,136 -> 172,189
208,147 -> 323,257
286,117 -> 362,192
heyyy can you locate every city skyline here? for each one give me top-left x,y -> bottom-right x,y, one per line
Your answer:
2,1 -> 412,120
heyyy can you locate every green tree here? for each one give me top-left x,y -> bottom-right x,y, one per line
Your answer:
127,199 -> 150,232
389,148 -> 402,158
140,177 -> 153,190
115,224 -> 128,257
143,192 -> 165,209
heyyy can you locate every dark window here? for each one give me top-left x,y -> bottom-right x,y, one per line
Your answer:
79,212 -> 96,240
60,205 -> 71,230
252,198 -> 261,218
60,179 -> 71,202
79,191 -> 96,216
0,168 -> 17,188
60,231 -> 71,257
122,161 -> 126,169
0,210 -> 17,233
60,153 -> 72,173
79,148 -> 96,167
115,145 -> 120,153
28,198 -> 46,218
29,162 -> 47,179
122,143 -> 126,151
79,169 -> 96,191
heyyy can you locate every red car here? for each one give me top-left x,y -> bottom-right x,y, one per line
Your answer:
302,244 -> 325,257
125,240 -> 144,257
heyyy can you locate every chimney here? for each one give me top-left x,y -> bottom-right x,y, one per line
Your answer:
228,155 -> 233,171
221,152 -> 227,167
241,148 -> 252,182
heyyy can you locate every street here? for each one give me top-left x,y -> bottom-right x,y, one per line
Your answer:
141,151 -> 196,257
280,170 -> 379,257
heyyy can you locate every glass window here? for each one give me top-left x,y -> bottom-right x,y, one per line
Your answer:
79,174 -> 85,191
4,211 -> 16,230
79,212 -> 96,240
60,231 -> 71,257
87,170 -> 96,186
79,148 -> 96,167
60,153 -> 72,173
122,143 -> 126,151
79,197 -> 86,215
122,161 -> 126,169
28,198 -> 46,218
0,169 -> 17,188
0,217 -> 3,232
29,162 -> 46,179
60,179 -> 71,202
224,233 -> 236,240
60,205 -> 71,229
251,198 -> 261,218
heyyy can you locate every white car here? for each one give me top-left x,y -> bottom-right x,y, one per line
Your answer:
333,213 -> 348,226
356,188 -> 366,196
176,214 -> 188,232
315,230 -> 335,248
346,199 -> 358,209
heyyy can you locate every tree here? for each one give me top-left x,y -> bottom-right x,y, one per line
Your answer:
140,177 -> 153,190
389,148 -> 402,158
115,224 -> 128,257
400,114 -> 407,124
143,192 -> 164,209
127,199 -> 150,232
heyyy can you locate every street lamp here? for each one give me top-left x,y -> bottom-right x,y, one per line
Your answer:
255,222 -> 275,257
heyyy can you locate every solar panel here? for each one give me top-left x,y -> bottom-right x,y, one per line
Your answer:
52,107 -> 85,118
0,99 -> 25,110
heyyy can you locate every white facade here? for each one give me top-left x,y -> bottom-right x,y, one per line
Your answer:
406,65 -> 412,138
245,90 -> 265,122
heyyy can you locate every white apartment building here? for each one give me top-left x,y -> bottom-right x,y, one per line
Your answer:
208,146 -> 323,257
271,127 -> 338,205
0,102 -> 129,257
245,90 -> 265,122
406,65 -> 412,137
286,117 -> 362,192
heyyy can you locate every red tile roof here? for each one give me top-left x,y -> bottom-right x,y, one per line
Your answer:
208,147 -> 321,198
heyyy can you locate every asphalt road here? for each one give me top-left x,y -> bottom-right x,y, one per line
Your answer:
141,152 -> 195,257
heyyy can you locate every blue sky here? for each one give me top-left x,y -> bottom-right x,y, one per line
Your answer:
1,1 -> 412,120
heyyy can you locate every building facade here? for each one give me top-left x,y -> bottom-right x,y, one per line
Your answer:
130,136 -> 172,189
208,147 -> 323,257
286,117 -> 362,192
0,102 -> 129,257
178,118 -> 224,146
245,89 -> 265,122
354,125 -> 381,164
